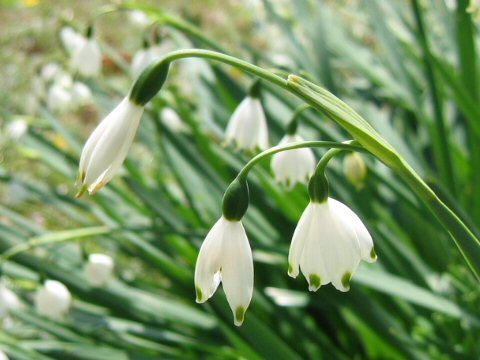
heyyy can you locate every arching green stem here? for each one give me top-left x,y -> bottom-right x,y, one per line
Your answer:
236,141 -> 363,182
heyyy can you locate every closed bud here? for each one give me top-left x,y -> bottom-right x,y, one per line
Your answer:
343,152 -> 367,190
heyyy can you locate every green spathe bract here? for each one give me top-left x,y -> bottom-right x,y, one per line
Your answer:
222,178 -> 249,221
130,59 -> 171,106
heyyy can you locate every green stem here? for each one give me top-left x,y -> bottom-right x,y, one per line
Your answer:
286,104 -> 312,134
411,0 -> 455,194
237,141 -> 363,181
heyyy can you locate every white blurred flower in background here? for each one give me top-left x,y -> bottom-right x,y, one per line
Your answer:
160,107 -> 189,133
71,35 -> 102,77
84,254 -> 114,287
34,280 -> 71,320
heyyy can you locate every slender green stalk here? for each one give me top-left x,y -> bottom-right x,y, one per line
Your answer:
411,0 -> 455,194
456,0 -> 480,223
236,141 -> 363,181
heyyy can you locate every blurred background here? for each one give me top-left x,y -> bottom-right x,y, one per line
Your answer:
0,0 -> 479,359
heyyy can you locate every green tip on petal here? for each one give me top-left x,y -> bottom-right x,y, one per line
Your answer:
370,248 -> 377,260
308,274 -> 321,291
234,306 -> 245,326
195,287 -> 203,303
287,264 -> 296,277
341,272 -> 352,290
75,185 -> 87,198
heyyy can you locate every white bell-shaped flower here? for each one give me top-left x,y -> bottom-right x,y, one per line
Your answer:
160,107 -> 189,133
60,26 -> 85,55
128,10 -> 151,29
77,97 -> 144,196
71,81 -> 92,107
195,216 -> 253,326
0,350 -> 9,360
47,83 -> 73,113
40,62 -> 62,82
34,280 -> 71,320
225,96 -> 268,151
84,254 -> 114,287
271,134 -> 316,188
288,198 -> 376,292
71,37 -> 102,77
0,284 -> 20,319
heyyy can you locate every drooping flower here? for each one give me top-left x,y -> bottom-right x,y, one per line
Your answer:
271,134 -> 316,188
34,280 -> 71,320
225,96 -> 268,151
288,198 -> 376,292
71,81 -> 92,107
0,350 -> 9,360
77,97 -> 144,196
60,26 -> 85,55
47,83 -> 73,113
160,107 -> 189,133
71,34 -> 102,77
84,253 -> 114,287
194,216 -> 253,326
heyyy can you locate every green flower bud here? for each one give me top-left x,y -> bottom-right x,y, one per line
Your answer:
343,152 -> 367,190
308,173 -> 329,203
222,178 -> 249,221
130,60 -> 170,106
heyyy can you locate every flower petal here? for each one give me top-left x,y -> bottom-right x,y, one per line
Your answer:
288,203 -> 315,278
220,220 -> 253,326
194,217 -> 226,303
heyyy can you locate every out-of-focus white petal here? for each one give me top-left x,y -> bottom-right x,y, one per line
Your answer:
161,108 -> 189,133
71,82 -> 92,107
0,350 -> 9,360
47,83 -> 73,113
71,38 -> 102,77
84,254 -> 114,287
271,134 -> 316,188
225,97 -> 268,151
34,280 -> 71,320
60,27 -> 85,54
0,284 -> 20,319
221,220 -> 253,326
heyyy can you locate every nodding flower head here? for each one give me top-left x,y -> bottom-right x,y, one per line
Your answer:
194,216 -> 253,326
77,97 -> 144,196
225,96 -> 268,151
71,35 -> 102,77
288,198 -> 376,292
84,254 -> 114,287
271,134 -> 316,188
34,280 -> 71,320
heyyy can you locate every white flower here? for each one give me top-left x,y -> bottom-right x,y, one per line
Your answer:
77,97 -> 144,196
0,350 -> 9,360
128,10 -> 151,29
130,45 -> 164,79
0,284 -> 20,319
161,107 -> 189,133
84,254 -> 114,287
71,37 -> 102,77
225,96 -> 268,151
271,134 -> 316,188
6,119 -> 28,140
40,62 -> 62,82
60,26 -> 85,55
195,216 -> 253,326
34,280 -> 71,320
71,81 -> 92,106
288,198 -> 376,292
47,83 -> 73,113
